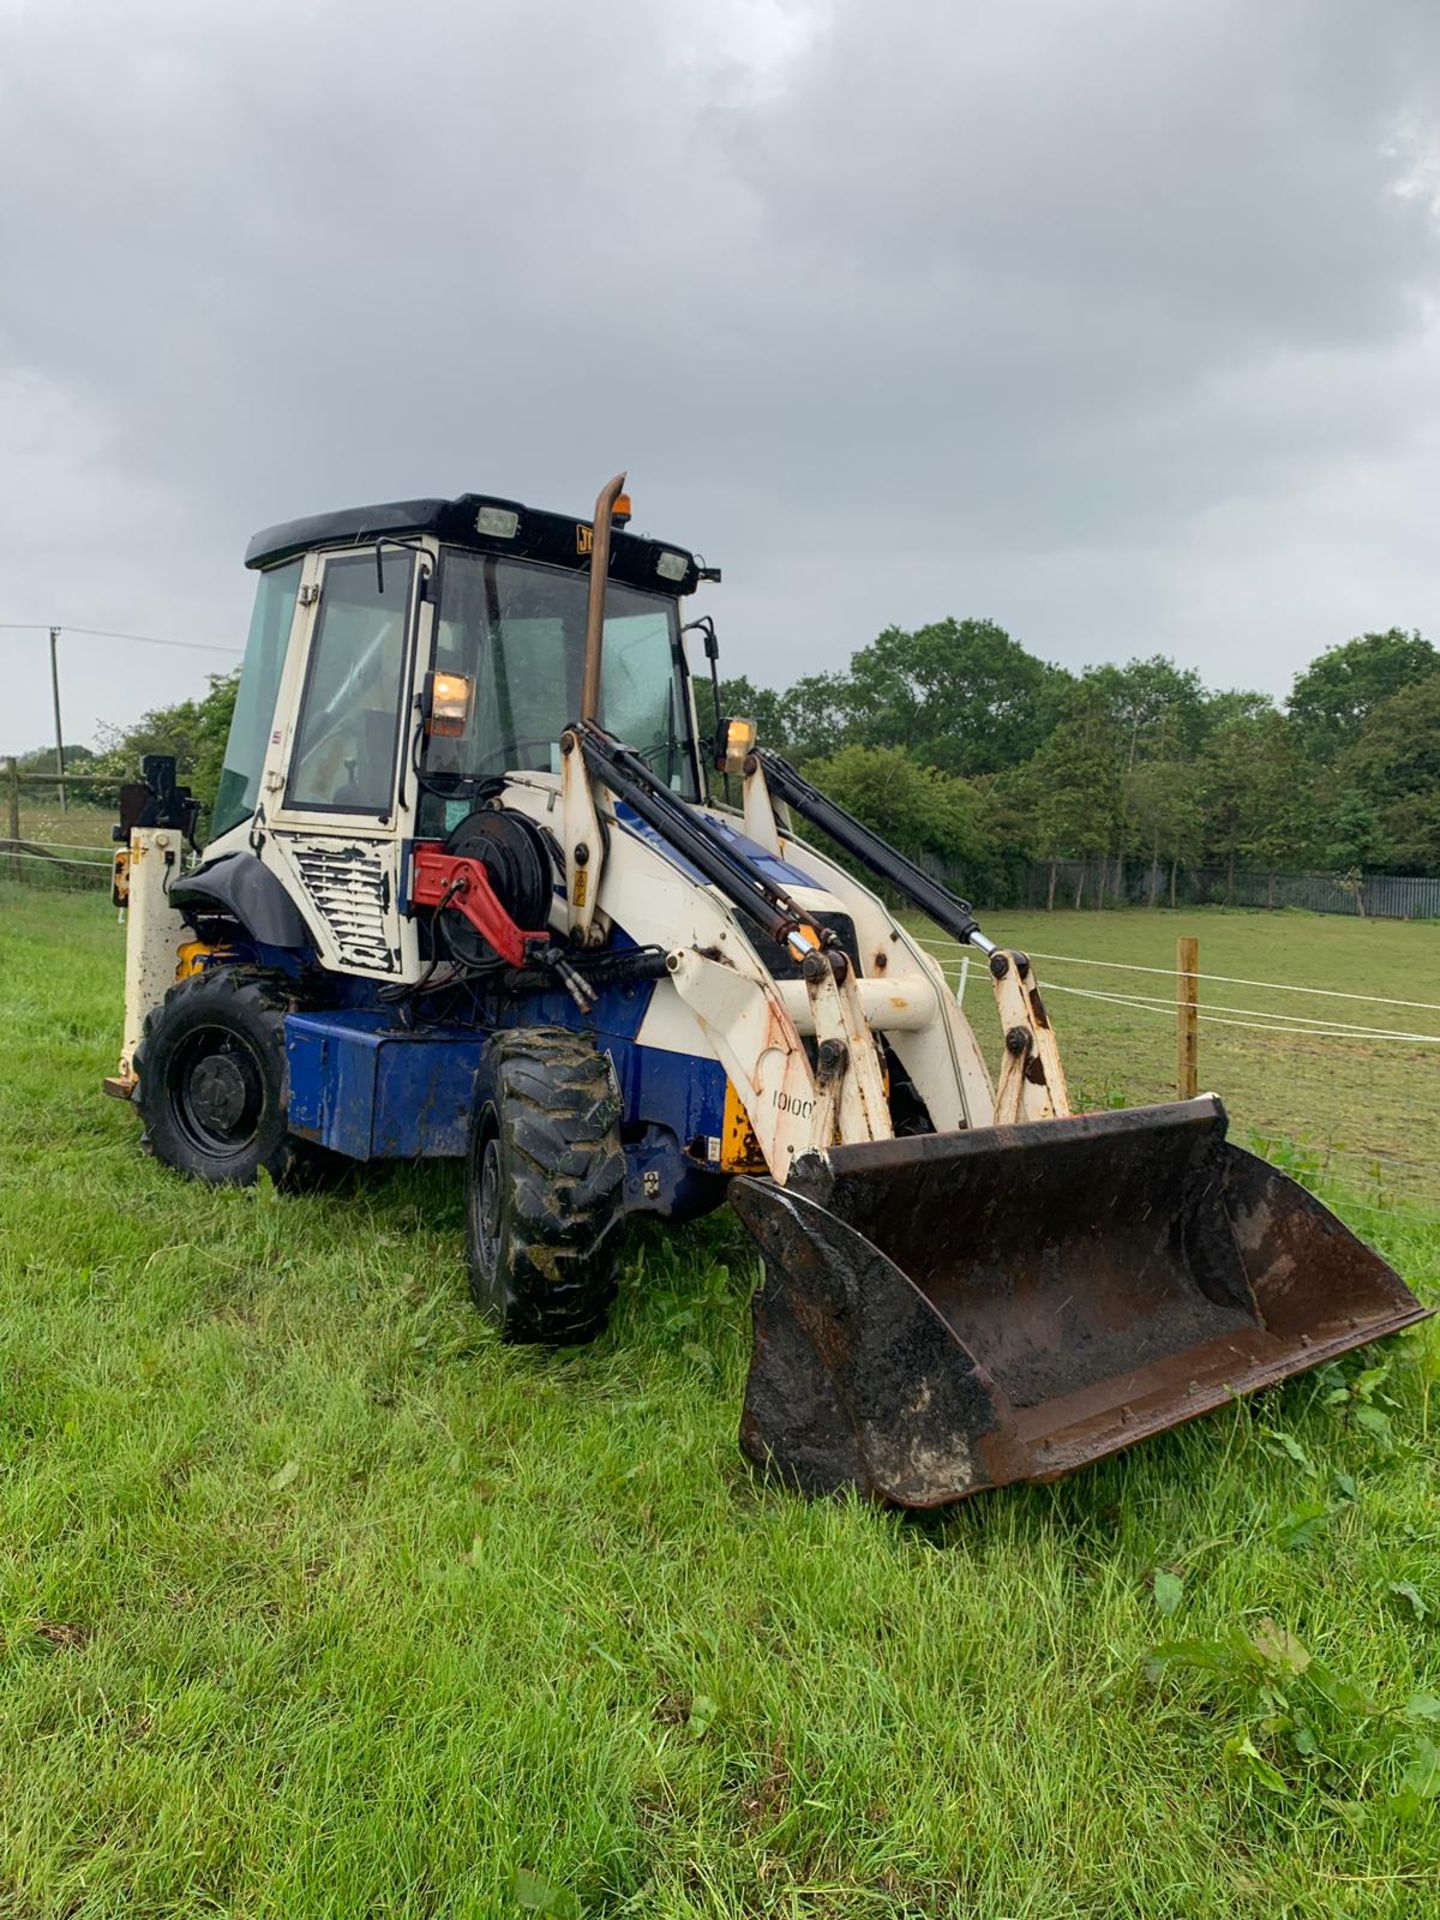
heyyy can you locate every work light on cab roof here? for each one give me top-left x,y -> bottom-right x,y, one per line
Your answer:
102,472 -> 1428,1510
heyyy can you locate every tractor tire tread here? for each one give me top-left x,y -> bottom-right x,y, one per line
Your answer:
467,1027 -> 625,1346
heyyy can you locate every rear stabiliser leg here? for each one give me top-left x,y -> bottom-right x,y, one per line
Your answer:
106,824 -> 191,1099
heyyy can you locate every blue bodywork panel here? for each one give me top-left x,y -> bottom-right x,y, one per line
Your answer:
284,1002 -> 731,1220
286,1012 -> 486,1160
614,802 -> 819,893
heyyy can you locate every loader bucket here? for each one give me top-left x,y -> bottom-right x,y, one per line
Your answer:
731,1097 -> 1428,1508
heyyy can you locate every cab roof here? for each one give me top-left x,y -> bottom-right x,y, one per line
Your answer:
244,493 -> 702,597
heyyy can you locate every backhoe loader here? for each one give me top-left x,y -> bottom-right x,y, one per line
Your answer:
105,476 -> 1427,1506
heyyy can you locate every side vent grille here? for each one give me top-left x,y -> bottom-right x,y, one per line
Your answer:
288,840 -> 394,973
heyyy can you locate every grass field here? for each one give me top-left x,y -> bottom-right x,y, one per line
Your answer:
2,886 -> 1439,1918
910,906 -> 1440,1206
4,802 -> 115,889
8,801 -> 116,849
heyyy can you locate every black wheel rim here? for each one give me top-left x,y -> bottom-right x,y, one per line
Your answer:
168,1023 -> 268,1159
474,1132 -> 502,1283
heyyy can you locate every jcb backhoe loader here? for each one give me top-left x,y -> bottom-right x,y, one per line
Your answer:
105,476 -> 1427,1506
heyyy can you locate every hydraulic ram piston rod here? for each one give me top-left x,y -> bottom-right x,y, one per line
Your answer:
756,749 -> 996,954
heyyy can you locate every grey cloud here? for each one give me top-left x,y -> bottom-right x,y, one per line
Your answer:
2,0 -> 1439,754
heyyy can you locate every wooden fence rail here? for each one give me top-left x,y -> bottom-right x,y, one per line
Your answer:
8,769 -> 122,789
3,756 -> 117,883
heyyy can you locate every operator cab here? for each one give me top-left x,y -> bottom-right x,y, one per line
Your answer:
205,492 -> 708,981
421,542 -> 699,828
211,493 -> 706,848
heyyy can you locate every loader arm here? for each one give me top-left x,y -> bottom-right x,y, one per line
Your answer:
571,721 -> 896,1168
750,747 -> 1066,1118
574,723 -> 827,964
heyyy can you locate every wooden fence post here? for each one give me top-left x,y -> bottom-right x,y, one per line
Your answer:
5,757 -> 20,883
1177,934 -> 1199,1100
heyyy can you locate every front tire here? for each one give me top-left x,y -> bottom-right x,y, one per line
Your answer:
134,966 -> 316,1187
466,1028 -> 625,1346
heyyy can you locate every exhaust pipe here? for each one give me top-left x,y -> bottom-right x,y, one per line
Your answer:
580,471 -> 628,724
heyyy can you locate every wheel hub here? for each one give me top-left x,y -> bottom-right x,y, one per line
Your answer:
476,1134 -> 502,1276
189,1054 -> 249,1133
170,1025 -> 266,1156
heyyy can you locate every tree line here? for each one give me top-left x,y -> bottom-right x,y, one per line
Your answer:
13,677 -> 239,820
709,621 -> 1440,905
17,619 -> 1438,906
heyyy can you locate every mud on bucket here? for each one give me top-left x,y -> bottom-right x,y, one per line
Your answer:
731,1096 -> 1428,1509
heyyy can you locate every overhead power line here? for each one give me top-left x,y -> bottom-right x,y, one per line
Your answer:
0,622 -> 241,656
2,621 -> 243,791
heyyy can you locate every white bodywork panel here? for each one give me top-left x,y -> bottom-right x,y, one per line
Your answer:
117,827 -> 191,1082
268,830 -> 400,976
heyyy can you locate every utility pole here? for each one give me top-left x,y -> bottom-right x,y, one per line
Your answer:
49,626 -> 67,811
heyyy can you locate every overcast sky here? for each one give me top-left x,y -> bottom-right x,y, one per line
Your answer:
3,0 -> 1440,756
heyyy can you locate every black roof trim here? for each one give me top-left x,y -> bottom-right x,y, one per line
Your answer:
244,493 -> 700,597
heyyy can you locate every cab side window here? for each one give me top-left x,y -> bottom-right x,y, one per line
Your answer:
211,559 -> 301,841
286,552 -> 414,815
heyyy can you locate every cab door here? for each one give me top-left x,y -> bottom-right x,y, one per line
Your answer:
262,546 -> 424,979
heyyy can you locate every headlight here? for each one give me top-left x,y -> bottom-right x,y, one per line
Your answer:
716,716 -> 757,775
424,670 -> 474,738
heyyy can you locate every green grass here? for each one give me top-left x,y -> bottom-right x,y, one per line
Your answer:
2,886 -> 1439,1918
9,801 -> 116,850
5,803 -> 115,891
912,905 -> 1440,1205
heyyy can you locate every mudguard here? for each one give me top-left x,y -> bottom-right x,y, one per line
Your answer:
169,850 -> 315,950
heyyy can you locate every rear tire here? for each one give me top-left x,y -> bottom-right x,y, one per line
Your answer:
134,966 -> 321,1188
466,1028 -> 625,1346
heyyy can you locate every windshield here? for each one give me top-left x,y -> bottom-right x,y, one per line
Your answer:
422,551 -> 698,808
